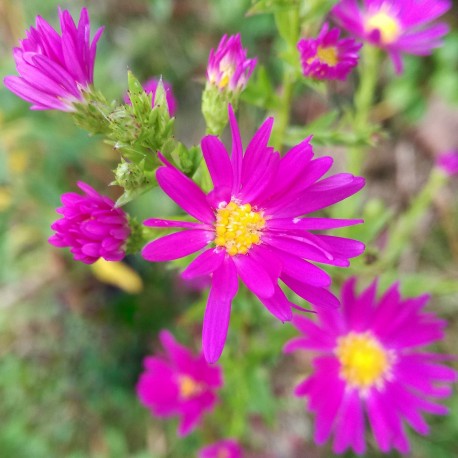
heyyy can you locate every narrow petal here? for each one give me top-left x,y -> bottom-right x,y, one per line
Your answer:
271,247 -> 331,288
233,253 -> 275,298
144,218 -> 208,229
228,105 -> 243,194
142,230 -> 213,262
202,257 -> 238,363
201,135 -> 233,192
257,285 -> 293,321
156,165 -> 215,224
282,274 -> 340,309
181,248 -> 225,279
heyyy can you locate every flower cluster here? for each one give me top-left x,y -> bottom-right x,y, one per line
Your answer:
285,278 -> 457,455
5,5 -> 456,457
4,8 -> 103,111
298,23 -> 362,81
207,34 -> 257,92
137,330 -> 223,436
49,181 -> 130,264
332,0 -> 451,73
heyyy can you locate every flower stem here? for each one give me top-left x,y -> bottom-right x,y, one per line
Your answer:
381,169 -> 447,266
348,45 -> 380,176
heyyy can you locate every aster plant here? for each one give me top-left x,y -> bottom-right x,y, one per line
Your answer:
4,1 -> 457,457
284,278 -> 457,455
142,105 -> 365,363
332,0 -> 452,73
297,23 -> 362,81
4,7 -> 103,111
137,330 -> 223,436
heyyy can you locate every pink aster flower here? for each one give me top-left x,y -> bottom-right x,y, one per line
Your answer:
198,439 -> 243,458
207,34 -> 257,91
49,181 -> 130,264
4,8 -> 103,111
284,277 -> 457,455
136,330 -> 223,436
142,106 -> 365,363
297,23 -> 362,81
436,150 -> 458,177
123,77 -> 177,117
332,0 -> 451,73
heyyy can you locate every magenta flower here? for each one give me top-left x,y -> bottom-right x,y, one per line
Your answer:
198,439 -> 243,458
436,150 -> 458,177
332,0 -> 451,73
298,23 -> 362,81
137,330 -> 223,436
142,106 -> 365,363
4,8 -> 103,111
49,181 -> 130,264
284,278 -> 457,455
207,34 -> 257,91
123,77 -> 177,117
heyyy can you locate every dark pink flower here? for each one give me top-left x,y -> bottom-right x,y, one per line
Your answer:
137,330 -> 223,436
207,34 -> 257,91
123,77 -> 177,117
4,8 -> 103,111
198,439 -> 243,458
49,181 -> 130,264
436,150 -> 458,176
284,278 -> 457,455
142,106 -> 365,363
298,23 -> 362,81
332,0 -> 451,73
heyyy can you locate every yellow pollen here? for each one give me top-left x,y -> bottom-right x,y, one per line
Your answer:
316,46 -> 339,67
335,332 -> 392,390
214,201 -> 265,256
365,11 -> 401,44
178,375 -> 202,399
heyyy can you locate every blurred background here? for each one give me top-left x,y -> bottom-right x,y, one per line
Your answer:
0,0 -> 457,457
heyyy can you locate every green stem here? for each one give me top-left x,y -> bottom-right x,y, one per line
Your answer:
381,169 -> 447,266
271,70 -> 294,152
348,45 -> 380,176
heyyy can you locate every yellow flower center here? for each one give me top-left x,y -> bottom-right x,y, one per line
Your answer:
335,331 -> 392,391
218,57 -> 235,89
214,201 -> 265,256
178,375 -> 203,399
365,11 -> 401,44
316,46 -> 339,67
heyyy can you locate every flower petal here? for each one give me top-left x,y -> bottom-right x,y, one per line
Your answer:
156,165 -> 215,224
142,230 -> 213,262
181,248 -> 225,279
202,257 -> 238,363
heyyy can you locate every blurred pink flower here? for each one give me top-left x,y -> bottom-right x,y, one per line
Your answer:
137,330 -> 223,436
123,77 -> 177,116
332,0 -> 451,73
207,34 -> 257,91
298,23 -> 362,81
284,277 -> 457,455
142,105 -> 365,363
4,8 -> 103,111
436,150 -> 458,176
199,439 -> 243,458
49,181 -> 130,264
